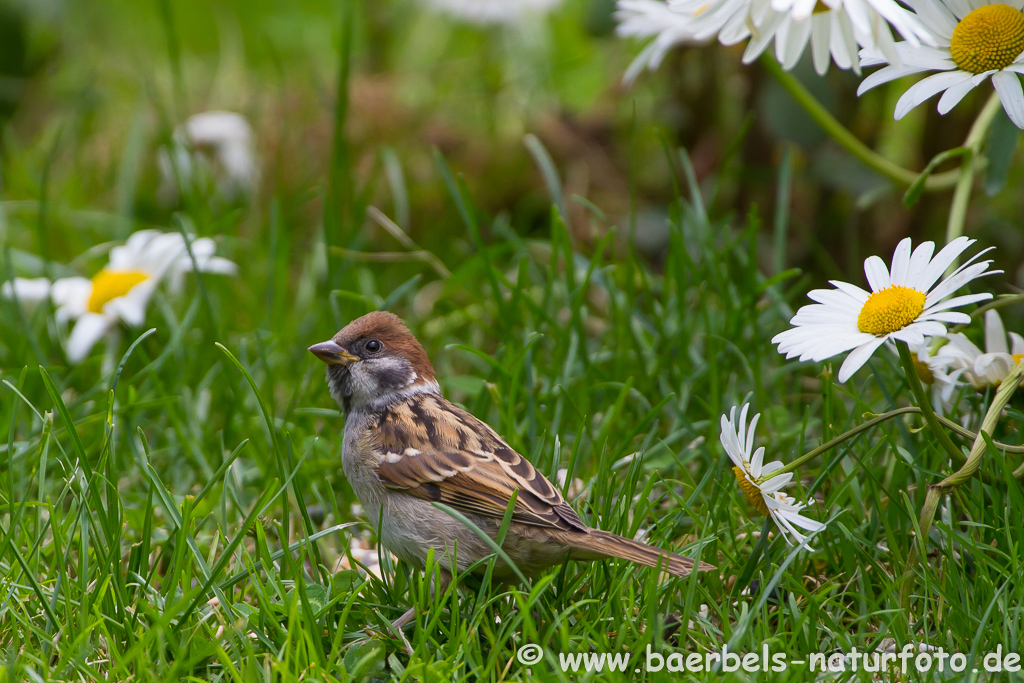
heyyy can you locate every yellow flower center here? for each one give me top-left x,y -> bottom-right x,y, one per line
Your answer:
87,269 -> 149,314
813,1 -> 830,14
1013,353 -> 1024,365
732,466 -> 769,516
856,285 -> 926,336
949,4 -> 1024,75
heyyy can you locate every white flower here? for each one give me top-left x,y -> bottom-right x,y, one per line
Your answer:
419,0 -> 561,25
938,309 -> 1024,389
615,0 -> 930,82
858,1 -> 1024,128
159,111 -> 258,201
772,237 -> 998,383
721,404 -> 826,547
2,230 -> 236,363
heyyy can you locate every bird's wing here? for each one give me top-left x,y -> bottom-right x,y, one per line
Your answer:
372,394 -> 588,532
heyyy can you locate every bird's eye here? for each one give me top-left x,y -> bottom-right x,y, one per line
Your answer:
365,339 -> 383,354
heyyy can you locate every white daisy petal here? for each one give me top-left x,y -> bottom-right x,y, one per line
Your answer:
924,263 -> 996,305
906,240 -> 935,283
894,71 -> 972,119
889,237 -> 913,286
918,237 -> 975,292
2,277 -> 53,305
837,336 -> 887,382
1010,332 -> 1024,356
863,255 -> 891,290
759,471 -> 794,493
920,311 -> 972,324
992,71 -> 1024,128
751,446 -> 766,478
50,277 -> 94,322
923,292 -> 992,315
936,72 -> 986,114
66,313 -> 114,363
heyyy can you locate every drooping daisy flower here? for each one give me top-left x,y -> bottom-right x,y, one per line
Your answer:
2,230 -> 236,363
419,0 -> 561,25
721,404 -> 826,547
858,0 -> 1024,128
938,309 -> 1024,389
615,0 -> 930,82
159,111 -> 258,202
773,237 -> 998,383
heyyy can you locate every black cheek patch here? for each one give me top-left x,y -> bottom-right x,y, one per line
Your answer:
375,364 -> 414,390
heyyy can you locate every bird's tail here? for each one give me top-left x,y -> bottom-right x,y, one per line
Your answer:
554,529 -> 715,577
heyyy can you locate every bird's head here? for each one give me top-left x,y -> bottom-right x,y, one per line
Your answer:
309,311 -> 438,412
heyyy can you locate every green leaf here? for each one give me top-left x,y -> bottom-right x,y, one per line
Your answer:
903,146 -> 969,208
331,569 -> 364,594
299,583 -> 329,614
344,640 -> 385,676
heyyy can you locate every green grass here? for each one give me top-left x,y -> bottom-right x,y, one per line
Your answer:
2,0 -> 1024,681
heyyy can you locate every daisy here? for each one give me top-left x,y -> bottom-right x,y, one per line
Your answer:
772,237 -> 998,383
938,309 -> 1024,389
419,0 -> 561,25
159,111 -> 258,202
615,0 -> 930,82
2,230 -> 236,363
858,0 -> 1024,128
721,404 -> 826,547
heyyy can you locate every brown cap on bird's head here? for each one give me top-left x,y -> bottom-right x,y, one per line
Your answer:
309,311 -> 436,383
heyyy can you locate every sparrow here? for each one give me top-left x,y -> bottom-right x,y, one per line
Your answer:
310,311 -> 713,630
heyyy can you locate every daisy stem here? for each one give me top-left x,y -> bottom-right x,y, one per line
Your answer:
901,361 -> 1024,608
895,340 -> 965,466
759,406 -> 922,481
759,403 -> 1024,485
944,93 -> 1003,246
760,55 -> 959,191
965,292 -> 1024,325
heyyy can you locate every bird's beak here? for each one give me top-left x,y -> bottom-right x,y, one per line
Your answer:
308,340 -> 360,366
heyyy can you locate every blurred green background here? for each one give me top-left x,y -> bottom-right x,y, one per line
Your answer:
3,0 -> 1023,284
